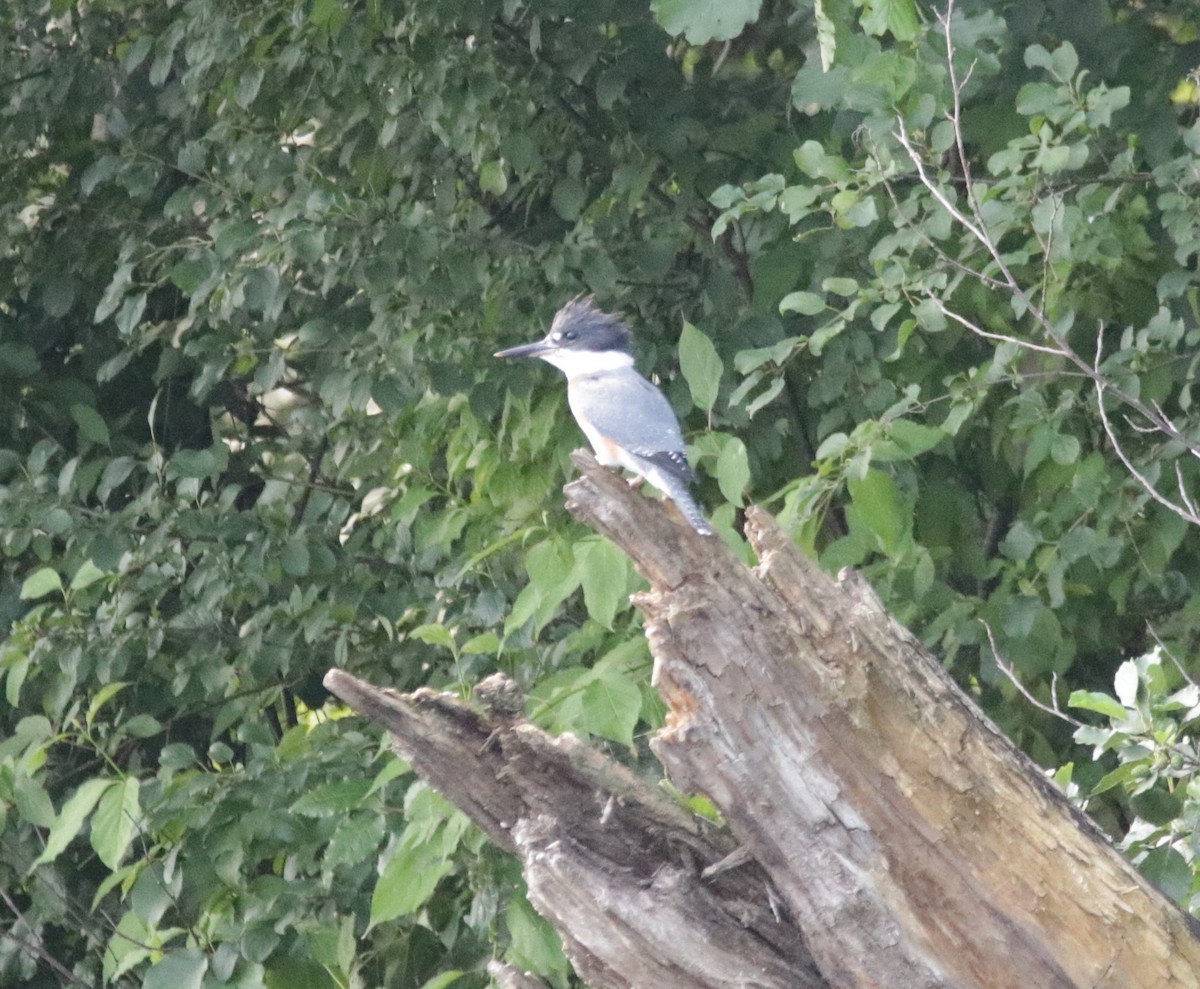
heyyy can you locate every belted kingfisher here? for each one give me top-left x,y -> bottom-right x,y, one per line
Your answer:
495,298 -> 714,536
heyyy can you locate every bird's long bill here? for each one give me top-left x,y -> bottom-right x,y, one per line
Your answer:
494,339 -> 552,360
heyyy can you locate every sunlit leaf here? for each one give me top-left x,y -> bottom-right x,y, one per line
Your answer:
678,320 -> 723,412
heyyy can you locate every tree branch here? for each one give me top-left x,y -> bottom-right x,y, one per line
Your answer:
323,669 -> 823,989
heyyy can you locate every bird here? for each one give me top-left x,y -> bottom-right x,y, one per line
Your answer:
495,297 -> 714,536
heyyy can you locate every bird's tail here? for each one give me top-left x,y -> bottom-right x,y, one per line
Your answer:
656,473 -> 715,537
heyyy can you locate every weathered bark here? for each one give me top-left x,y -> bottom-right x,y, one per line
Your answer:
323,670 -> 824,989
326,449 -> 1200,989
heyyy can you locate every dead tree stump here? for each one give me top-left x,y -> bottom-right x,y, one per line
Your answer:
325,450 -> 1200,989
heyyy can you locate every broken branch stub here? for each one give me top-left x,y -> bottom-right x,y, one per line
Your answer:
322,670 -> 825,989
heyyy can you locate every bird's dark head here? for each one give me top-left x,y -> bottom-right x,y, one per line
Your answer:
495,297 -> 635,376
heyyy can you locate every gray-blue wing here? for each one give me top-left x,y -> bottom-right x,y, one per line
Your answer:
567,370 -> 693,482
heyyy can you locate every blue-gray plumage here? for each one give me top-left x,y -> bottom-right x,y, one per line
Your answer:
495,298 -> 713,536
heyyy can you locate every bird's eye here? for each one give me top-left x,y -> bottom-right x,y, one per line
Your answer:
563,330 -> 577,341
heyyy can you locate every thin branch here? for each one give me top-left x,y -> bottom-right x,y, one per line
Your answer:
712,39 -> 732,75
1093,327 -> 1200,526
940,2 -> 985,228
935,301 -> 1068,358
1175,462 -> 1200,518
934,0 -> 1046,328
0,887 -> 91,987
980,620 -> 1084,728
874,160 -> 1007,291
1146,623 -> 1198,689
893,117 -> 991,252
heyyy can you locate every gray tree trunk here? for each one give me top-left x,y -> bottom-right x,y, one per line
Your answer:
326,450 -> 1200,989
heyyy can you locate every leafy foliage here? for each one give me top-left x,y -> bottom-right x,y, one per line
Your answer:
4,0 -> 1200,984
1066,649 -> 1200,913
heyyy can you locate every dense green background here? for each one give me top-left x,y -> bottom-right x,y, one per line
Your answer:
4,0 -> 1200,985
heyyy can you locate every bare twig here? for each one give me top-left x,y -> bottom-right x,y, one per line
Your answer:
936,301 -> 1069,358
1175,462 -> 1200,518
712,39 -> 732,75
1093,327 -> 1200,526
980,620 -> 1084,728
873,157 -> 1007,291
0,887 -> 90,987
1146,623 -> 1198,689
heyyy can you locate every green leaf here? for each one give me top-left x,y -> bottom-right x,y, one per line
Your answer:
813,0 -> 838,70
1068,690 -> 1128,721
1025,41 -> 1078,81
814,432 -> 849,461
678,320 -> 723,412
506,895 -> 569,983
34,779 -> 113,865
847,469 -> 907,554
142,950 -> 207,989
461,632 -> 501,655
745,377 -> 785,418
325,813 -> 388,869
71,559 -> 108,591
1016,82 -> 1061,117
999,521 -> 1038,562
793,140 -> 850,181
779,291 -> 825,316
367,757 -> 412,797
651,0 -> 764,44
506,540 -> 581,637
0,342 -> 40,377
576,538 -> 629,630
115,292 -> 147,336
168,448 -> 218,478
169,253 -> 217,293
551,177 -> 585,220
291,228 -> 326,263
70,404 -> 110,446
410,623 -> 455,650
123,714 -> 162,738
42,275 -> 76,317
1113,658 -> 1140,707
102,911 -> 154,983
94,261 -> 134,323
791,60 -> 849,112
91,777 -> 140,869
1139,847 -> 1191,906
479,160 -> 508,196
579,669 -> 641,747
874,419 -> 943,461
1050,433 -> 1080,466
1130,787 -> 1183,826
859,0 -> 920,41
822,276 -> 859,296
715,436 -> 750,507
420,972 -> 466,989
235,67 -> 264,108
96,456 -> 135,502
87,681 -> 129,727
282,538 -> 310,577
14,775 -> 56,827
20,567 -> 63,601
370,837 -> 454,926
1088,761 -> 1141,795
1023,427 -> 1054,476
290,780 -> 372,817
